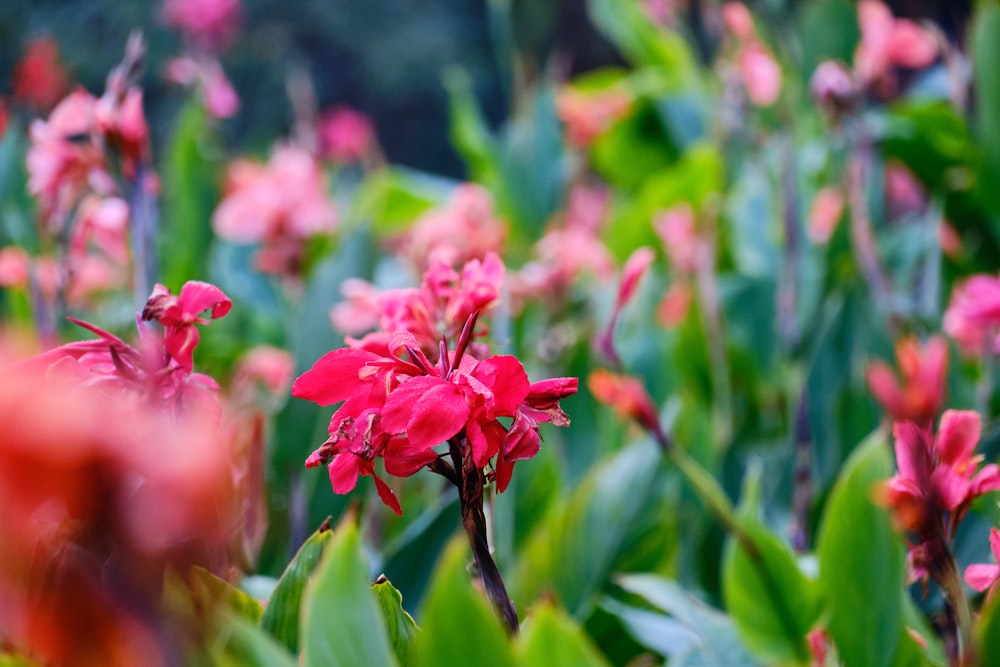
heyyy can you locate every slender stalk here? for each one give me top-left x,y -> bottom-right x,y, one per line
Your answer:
128,162 -> 159,311
695,230 -> 733,447
448,436 -> 519,634
933,542 -> 975,667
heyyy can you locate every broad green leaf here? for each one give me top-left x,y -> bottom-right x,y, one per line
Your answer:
614,574 -> 761,666
972,3 -> 1000,204
415,538 -> 515,667
517,603 -> 611,667
721,463 -> 820,664
260,524 -> 332,653
373,576 -> 419,667
212,615 -> 298,667
796,0 -> 860,76
189,566 -> 264,624
511,439 -> 670,618
354,168 -> 445,234
301,522 -> 397,667
444,68 -> 499,189
160,101 -> 222,287
722,519 -> 820,664
599,597 -> 700,660
591,101 -> 678,190
817,430 -> 904,667
978,589 -> 1000,667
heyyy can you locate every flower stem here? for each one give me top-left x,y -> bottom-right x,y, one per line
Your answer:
934,545 -> 975,667
449,436 -> 519,634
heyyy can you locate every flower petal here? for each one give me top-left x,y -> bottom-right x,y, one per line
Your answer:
372,471 -> 402,516
178,280 -> 232,319
964,563 -> 1000,592
327,454 -> 363,495
382,376 -> 470,450
292,348 -> 379,406
937,409 -> 981,466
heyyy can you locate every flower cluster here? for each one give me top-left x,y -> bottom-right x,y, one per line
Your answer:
212,144 -> 338,277
296,255 -> 577,514
882,411 -> 1000,582
866,335 -> 948,425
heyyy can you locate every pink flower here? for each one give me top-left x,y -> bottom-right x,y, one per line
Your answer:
231,345 -> 295,401
0,247 -> 30,288
965,528 -> 1000,599
882,411 -> 1000,538
885,162 -> 926,218
556,87 -> 632,149
855,0 -> 937,92
655,203 -> 707,273
318,106 -> 376,163
212,145 -> 337,277
595,247 -> 656,366
866,335 -> 948,424
165,56 -> 240,118
722,2 -> 755,42
807,186 -> 846,244
26,89 -> 107,219
161,0 -> 241,54
656,281 -> 692,328
811,61 -> 856,111
737,43 -> 782,107
943,273 -> 1000,356
142,281 -> 232,373
330,278 -> 382,336
397,184 -> 506,270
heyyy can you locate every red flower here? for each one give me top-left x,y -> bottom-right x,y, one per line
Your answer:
882,411 -> 1000,537
965,527 -> 1000,600
588,369 -> 661,435
142,281 -> 232,372
866,335 -> 948,424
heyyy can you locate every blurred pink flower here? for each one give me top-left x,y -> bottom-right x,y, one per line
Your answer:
807,185 -> 845,244
26,89 -> 107,219
71,194 -> 130,264
162,0 -> 241,54
943,273 -> 1000,356
330,278 -> 382,336
939,220 -> 962,258
397,183 -> 506,269
811,60 -> 856,111
866,335 -> 948,424
588,368 -> 660,435
556,87 -> 632,149
11,36 -> 70,113
318,106 -> 376,163
885,162 -> 927,217
855,0 -> 937,90
654,203 -> 707,273
0,247 -> 30,288
737,43 -> 782,107
231,345 -> 295,401
595,246 -> 656,365
512,185 -> 615,303
213,144 -> 337,277
656,281 -> 692,328
722,2 -> 755,42
165,56 -> 239,119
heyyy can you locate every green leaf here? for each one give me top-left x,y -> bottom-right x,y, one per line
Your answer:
160,101 -> 222,287
614,574 -> 762,666
517,603 -> 611,667
722,519 -> 820,664
978,588 -> 1000,667
189,566 -> 264,624
591,101 -> 678,190
372,576 -> 419,667
817,429 -> 904,667
972,3 -> 1000,200
511,440 -> 670,618
260,524 -> 333,653
415,538 -> 515,667
301,522 -> 397,667
444,68 -> 500,189
212,615 -> 298,667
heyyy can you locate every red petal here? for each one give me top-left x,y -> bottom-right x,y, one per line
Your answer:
383,436 -> 439,477
930,465 -> 970,512
504,411 -> 540,461
892,421 -> 932,483
164,325 -> 199,372
472,356 -> 529,414
467,418 -> 504,468
292,348 -> 379,406
383,376 -> 470,449
937,410 -> 981,466
179,280 -> 232,319
372,472 -> 402,515
328,454 -> 363,494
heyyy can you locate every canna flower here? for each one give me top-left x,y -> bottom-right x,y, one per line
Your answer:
555,86 -> 632,149
141,280 -> 232,373
161,0 -> 242,54
296,257 -> 577,513
810,61 -> 856,113
964,527 -> 1000,600
943,273 -> 1000,357
737,43 -> 782,107
588,369 -> 661,435
855,0 -> 937,96
882,410 -> 1000,538
212,144 -> 337,277
654,203 -> 707,274
165,56 -> 240,118
594,246 -> 656,366
395,184 -> 506,270
656,281 -> 692,328
866,335 -> 948,424
318,106 -> 376,164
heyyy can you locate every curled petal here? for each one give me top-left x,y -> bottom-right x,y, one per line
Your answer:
327,453 -> 364,495
972,464 -> 1000,497
372,471 -> 402,516
178,280 -> 232,319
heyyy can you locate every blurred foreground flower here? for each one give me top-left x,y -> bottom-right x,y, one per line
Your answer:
965,527 -> 1000,601
161,0 -> 241,55
943,273 -> 1000,357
